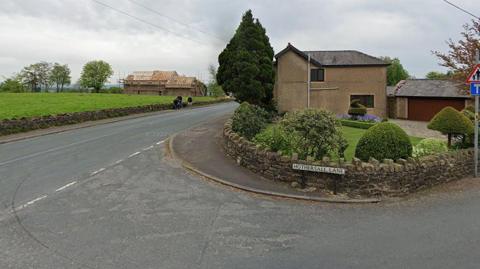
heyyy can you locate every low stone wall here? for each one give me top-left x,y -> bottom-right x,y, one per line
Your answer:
0,99 -> 231,136
223,119 -> 473,197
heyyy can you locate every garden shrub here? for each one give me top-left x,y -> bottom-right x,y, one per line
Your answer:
428,107 -> 474,146
412,138 -> 448,158
281,109 -> 347,160
253,124 -> 299,155
462,108 -> 475,122
465,105 -> 475,113
355,122 -> 412,161
348,99 -> 367,118
231,102 -> 270,140
456,108 -> 478,149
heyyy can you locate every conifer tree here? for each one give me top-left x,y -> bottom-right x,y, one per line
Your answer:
217,10 -> 275,109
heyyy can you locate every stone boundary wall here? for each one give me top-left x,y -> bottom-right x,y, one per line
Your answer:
223,119 -> 474,197
0,99 -> 231,136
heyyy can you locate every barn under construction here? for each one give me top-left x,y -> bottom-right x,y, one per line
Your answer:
123,71 -> 205,96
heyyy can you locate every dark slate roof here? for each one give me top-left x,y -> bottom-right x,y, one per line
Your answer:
304,50 -> 389,67
275,43 -> 389,67
393,79 -> 470,98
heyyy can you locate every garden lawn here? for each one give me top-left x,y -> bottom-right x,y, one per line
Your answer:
341,126 -> 423,161
0,93 -> 216,120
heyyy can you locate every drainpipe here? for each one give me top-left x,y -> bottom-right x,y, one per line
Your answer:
307,53 -> 311,108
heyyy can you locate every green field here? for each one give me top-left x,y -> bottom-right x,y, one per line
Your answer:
341,126 -> 423,160
0,93 -> 217,120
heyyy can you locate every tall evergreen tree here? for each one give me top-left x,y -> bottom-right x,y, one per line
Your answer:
217,10 -> 275,109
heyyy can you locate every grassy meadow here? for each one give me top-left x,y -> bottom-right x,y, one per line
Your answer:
0,93 -> 217,120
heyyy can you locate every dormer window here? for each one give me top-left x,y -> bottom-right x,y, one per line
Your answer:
311,68 -> 325,81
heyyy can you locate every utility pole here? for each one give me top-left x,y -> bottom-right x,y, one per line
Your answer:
474,48 -> 480,177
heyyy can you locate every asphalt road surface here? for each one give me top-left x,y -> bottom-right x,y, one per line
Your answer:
1,102 -> 480,268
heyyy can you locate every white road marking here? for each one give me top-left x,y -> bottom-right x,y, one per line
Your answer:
143,145 -> 154,151
128,151 -> 141,158
156,139 -> 166,145
55,181 -> 77,192
90,168 -> 106,176
114,159 -> 123,165
25,195 -> 47,206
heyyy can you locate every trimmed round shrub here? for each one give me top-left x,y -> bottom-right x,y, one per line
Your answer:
428,107 -> 474,146
412,138 -> 448,158
231,102 -> 270,140
462,108 -> 475,122
465,105 -> 475,113
281,109 -> 347,160
355,122 -> 412,161
348,99 -> 367,118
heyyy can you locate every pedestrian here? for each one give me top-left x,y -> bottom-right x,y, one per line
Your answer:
187,97 -> 193,106
173,98 -> 179,110
176,96 -> 183,109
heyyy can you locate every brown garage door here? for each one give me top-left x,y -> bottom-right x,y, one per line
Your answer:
408,98 -> 466,121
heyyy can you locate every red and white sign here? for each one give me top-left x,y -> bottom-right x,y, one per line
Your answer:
467,64 -> 480,83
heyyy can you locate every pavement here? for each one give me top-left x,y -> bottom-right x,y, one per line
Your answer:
389,119 -> 445,139
2,101 -> 480,268
170,115 -> 379,203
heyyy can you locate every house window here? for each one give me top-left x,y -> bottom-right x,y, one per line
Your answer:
350,95 -> 374,108
310,68 -> 325,81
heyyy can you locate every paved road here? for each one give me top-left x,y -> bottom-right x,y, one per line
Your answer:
1,102 -> 480,268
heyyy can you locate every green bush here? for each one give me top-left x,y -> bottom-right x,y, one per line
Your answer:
465,105 -> 475,113
253,124 -> 299,155
412,138 -> 448,158
100,87 -> 124,94
355,122 -> 412,161
428,107 -> 474,146
339,119 -> 376,129
348,99 -> 367,118
462,108 -> 475,122
281,109 -> 347,160
232,102 -> 270,140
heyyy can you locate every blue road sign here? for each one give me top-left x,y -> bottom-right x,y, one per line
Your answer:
471,82 -> 480,95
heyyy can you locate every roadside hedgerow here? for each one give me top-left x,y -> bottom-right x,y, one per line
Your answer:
231,102 -> 270,140
280,109 -> 347,160
412,138 -> 448,158
355,122 -> 412,161
427,107 -> 474,147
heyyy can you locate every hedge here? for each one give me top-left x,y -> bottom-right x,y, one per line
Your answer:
339,119 -> 376,129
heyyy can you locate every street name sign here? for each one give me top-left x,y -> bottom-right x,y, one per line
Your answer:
471,82 -> 480,96
292,163 -> 346,175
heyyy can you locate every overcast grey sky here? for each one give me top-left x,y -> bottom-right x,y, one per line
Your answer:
0,0 -> 478,83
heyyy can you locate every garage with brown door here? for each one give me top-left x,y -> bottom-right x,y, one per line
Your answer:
391,79 -> 471,121
407,97 -> 466,121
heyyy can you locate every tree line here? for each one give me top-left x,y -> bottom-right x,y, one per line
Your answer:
0,60 -> 113,93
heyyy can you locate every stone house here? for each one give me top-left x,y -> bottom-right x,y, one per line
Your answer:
123,71 -> 205,96
274,43 -> 389,117
388,79 -> 471,121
